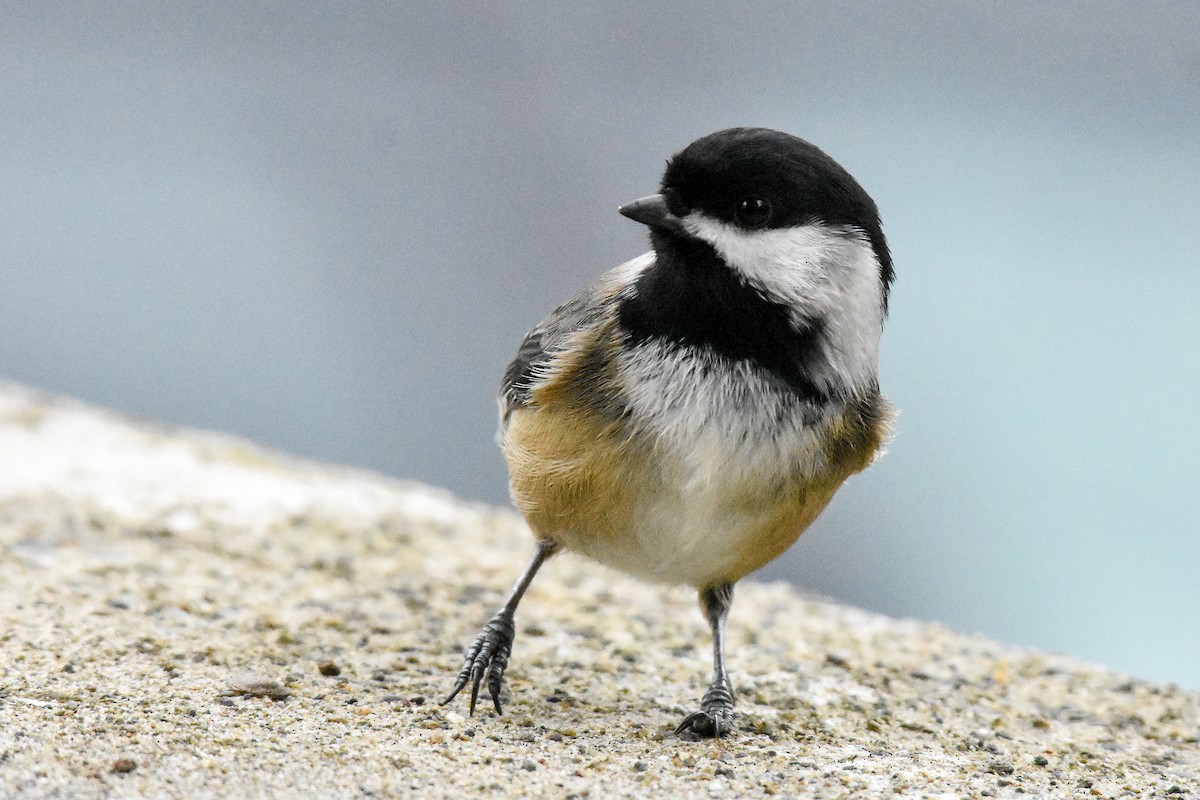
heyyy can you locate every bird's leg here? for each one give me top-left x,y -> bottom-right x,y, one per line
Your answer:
675,582 -> 736,740
443,539 -> 558,715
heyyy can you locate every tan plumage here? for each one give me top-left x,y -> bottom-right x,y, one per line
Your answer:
503,318 -> 893,588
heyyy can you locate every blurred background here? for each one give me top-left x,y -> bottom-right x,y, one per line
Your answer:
2,3 -> 1198,689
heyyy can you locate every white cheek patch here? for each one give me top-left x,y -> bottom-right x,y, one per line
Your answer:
684,215 -> 886,397
685,217 -> 841,310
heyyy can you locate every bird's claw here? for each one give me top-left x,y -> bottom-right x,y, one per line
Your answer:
442,613 -> 516,715
674,680 -> 735,740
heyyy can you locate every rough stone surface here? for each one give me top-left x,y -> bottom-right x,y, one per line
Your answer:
1,382 -> 1197,798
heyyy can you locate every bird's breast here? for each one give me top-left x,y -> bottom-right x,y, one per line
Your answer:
503,338 -> 889,588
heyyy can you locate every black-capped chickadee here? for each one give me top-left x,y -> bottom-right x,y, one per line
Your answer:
445,127 -> 895,740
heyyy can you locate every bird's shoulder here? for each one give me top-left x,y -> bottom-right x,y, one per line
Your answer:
499,253 -> 652,424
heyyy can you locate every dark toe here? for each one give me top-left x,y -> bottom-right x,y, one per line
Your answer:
674,708 -> 734,740
444,613 -> 516,715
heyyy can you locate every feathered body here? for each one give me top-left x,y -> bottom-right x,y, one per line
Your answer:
447,128 -> 896,737
500,129 -> 894,588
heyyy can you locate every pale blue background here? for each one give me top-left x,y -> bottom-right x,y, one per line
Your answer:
2,3 -> 1198,688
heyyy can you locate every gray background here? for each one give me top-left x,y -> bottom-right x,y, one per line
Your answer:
3,3 -> 1198,688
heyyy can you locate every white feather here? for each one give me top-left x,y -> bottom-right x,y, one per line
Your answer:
686,215 -> 885,398
611,341 -> 836,584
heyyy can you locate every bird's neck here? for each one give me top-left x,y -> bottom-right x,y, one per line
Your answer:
616,238 -> 838,402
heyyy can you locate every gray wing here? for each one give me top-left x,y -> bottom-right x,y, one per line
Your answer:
498,254 -> 652,427
499,285 -> 609,426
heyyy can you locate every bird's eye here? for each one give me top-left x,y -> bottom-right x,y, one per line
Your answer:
734,197 -> 772,228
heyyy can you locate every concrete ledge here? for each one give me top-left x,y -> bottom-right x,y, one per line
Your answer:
1,383 -> 1197,798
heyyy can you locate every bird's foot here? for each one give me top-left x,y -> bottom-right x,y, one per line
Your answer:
442,612 -> 516,715
674,680 -> 735,741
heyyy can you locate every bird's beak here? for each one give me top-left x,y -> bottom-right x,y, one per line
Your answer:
618,194 -> 687,235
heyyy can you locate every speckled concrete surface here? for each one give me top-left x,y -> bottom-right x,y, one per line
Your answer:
1,383 -> 1197,799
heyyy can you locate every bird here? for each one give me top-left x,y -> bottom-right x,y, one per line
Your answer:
444,127 -> 895,740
